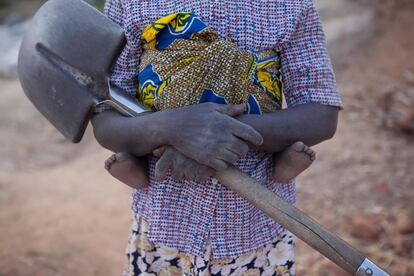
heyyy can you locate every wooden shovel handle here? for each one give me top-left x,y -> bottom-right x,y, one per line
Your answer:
215,165 -> 365,275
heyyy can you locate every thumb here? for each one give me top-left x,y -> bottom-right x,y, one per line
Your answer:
154,149 -> 174,181
213,103 -> 246,117
153,146 -> 167,157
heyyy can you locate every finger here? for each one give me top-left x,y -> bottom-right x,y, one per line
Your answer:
170,152 -> 188,181
207,158 -> 228,171
217,149 -> 239,165
195,166 -> 214,182
171,168 -> 185,181
225,138 -> 249,158
154,150 -> 174,181
229,119 -> 263,146
153,146 -> 167,157
177,158 -> 195,181
212,103 -> 246,117
185,167 -> 197,182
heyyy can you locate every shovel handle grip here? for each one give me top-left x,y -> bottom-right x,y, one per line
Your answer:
215,165 -> 366,275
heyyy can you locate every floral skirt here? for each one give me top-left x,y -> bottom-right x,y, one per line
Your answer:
123,214 -> 295,276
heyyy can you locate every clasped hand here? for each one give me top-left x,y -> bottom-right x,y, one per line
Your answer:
155,103 -> 263,181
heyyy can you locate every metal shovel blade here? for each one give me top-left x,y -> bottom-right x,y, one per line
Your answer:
18,0 -> 125,142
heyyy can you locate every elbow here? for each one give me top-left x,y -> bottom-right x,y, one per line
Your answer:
320,105 -> 339,140
93,127 -> 107,150
91,112 -> 113,151
91,111 -> 148,156
324,121 -> 337,140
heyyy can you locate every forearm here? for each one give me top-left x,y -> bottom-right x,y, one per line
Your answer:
238,103 -> 339,152
91,103 -> 264,170
91,110 -> 171,156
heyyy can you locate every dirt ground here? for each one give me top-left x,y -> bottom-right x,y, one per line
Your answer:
0,4 -> 413,276
295,7 -> 414,275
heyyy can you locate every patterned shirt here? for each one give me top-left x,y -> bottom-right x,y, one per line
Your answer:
104,0 -> 342,259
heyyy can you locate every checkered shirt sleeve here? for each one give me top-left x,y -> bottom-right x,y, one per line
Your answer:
104,0 -> 142,97
94,0 -> 143,113
280,1 -> 343,109
93,103 -> 113,113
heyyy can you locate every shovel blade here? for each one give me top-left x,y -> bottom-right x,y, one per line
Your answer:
18,0 -> 125,142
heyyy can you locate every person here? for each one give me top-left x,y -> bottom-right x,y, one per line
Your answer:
103,12 -> 317,190
91,0 -> 342,274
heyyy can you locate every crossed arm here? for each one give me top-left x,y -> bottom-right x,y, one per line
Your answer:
91,102 -> 339,181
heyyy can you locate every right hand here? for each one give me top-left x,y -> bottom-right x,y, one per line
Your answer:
166,103 -> 263,171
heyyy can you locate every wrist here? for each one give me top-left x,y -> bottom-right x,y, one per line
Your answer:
150,109 -> 178,146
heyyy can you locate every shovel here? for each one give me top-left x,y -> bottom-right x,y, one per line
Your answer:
18,0 -> 389,275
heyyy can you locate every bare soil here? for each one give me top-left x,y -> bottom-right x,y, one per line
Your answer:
0,5 -> 413,276
295,8 -> 414,275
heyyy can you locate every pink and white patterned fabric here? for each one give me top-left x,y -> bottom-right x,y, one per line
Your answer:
104,0 -> 342,259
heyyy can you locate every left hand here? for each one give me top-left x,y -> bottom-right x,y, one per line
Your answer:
153,146 -> 215,182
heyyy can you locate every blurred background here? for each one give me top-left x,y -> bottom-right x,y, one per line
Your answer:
0,0 -> 413,275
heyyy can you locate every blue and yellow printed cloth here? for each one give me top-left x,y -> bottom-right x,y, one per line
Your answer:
136,12 -> 283,114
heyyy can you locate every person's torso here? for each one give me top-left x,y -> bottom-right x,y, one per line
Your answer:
122,0 -> 308,51
119,0 -> 303,258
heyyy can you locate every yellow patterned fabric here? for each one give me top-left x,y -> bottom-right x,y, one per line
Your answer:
141,13 -> 193,49
136,12 -> 283,115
